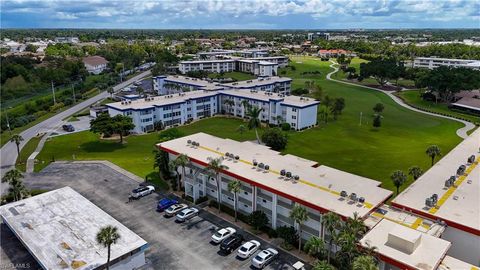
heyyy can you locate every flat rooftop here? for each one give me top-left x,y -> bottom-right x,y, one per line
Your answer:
0,187 -> 147,270
158,133 -> 392,218
180,59 -> 235,64
221,76 -> 292,89
164,75 -> 225,91
365,204 -> 446,237
392,128 -> 480,235
359,219 -> 451,270
221,89 -> 319,108
439,255 -> 480,270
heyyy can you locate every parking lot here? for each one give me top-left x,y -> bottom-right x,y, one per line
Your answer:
1,162 -> 305,270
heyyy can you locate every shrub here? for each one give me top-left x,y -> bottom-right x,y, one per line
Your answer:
195,196 -> 208,204
261,128 -> 288,151
277,225 -> 298,248
248,210 -> 269,230
281,123 -> 291,131
158,128 -> 184,142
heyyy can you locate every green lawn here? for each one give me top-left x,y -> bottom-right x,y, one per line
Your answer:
35,57 -> 466,194
208,71 -> 255,81
15,134 -> 43,172
396,90 -> 480,124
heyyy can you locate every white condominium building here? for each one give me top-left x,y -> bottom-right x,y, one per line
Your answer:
106,84 -> 317,133
153,75 -> 292,96
413,57 -> 480,70
158,133 -> 392,241
178,56 -> 289,77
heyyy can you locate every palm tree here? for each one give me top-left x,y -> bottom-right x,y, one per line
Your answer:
312,260 -> 334,270
236,124 -> 246,136
336,230 -> 358,269
304,236 -> 326,259
175,154 -> 190,190
321,212 -> 341,264
426,145 -> 442,166
153,149 -> 169,179
206,157 -> 229,213
169,160 -> 180,191
96,225 -> 121,270
391,170 -> 407,195
246,106 -> 263,144
346,212 -> 367,239
408,166 -> 423,180
241,99 -> 250,114
10,134 -> 24,156
2,169 -> 29,202
352,255 -> 378,270
290,204 -> 309,251
223,99 -> 235,115
227,180 -> 242,222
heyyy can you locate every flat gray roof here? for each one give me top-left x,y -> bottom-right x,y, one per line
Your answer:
392,128 -> 480,235
0,187 -> 147,270
158,133 -> 392,218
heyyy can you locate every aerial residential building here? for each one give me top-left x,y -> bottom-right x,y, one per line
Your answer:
197,49 -> 269,59
82,56 -> 109,74
178,56 -> 288,77
0,187 -> 148,270
158,133 -> 392,241
392,128 -> 480,266
106,82 -> 316,133
153,75 -> 292,96
413,57 -> 480,70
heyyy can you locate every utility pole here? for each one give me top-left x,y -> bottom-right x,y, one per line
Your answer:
71,84 -> 76,104
51,81 -> 56,105
4,108 -> 12,136
359,112 -> 363,126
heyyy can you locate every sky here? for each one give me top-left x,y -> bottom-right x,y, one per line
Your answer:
1,0 -> 479,29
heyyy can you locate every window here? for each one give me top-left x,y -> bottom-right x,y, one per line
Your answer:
292,108 -> 297,112
292,116 -> 296,119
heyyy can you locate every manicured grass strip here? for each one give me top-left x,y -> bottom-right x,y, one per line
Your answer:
15,134 -> 43,172
396,90 -> 480,124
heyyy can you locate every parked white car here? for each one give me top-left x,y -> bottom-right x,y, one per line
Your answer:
211,227 -> 236,244
165,204 -> 188,216
237,240 -> 261,259
175,207 -> 199,222
251,248 -> 278,269
130,185 -> 155,198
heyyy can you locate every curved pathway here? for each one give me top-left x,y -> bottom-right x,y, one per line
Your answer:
326,62 -> 475,139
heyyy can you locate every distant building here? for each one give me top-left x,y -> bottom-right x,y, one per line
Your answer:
0,187 -> 148,270
83,56 -> 109,74
451,90 -> 480,114
413,57 -> 480,70
317,49 -> 355,58
54,37 -> 80,43
107,75 -> 316,133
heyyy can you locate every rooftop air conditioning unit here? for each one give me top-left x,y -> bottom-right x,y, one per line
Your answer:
358,197 -> 365,204
294,175 -> 300,181
285,171 -> 292,178
340,191 -> 348,198
457,165 -> 466,175
467,155 -> 475,163
431,194 -> 438,203
280,169 -> 286,176
264,165 -> 269,171
445,179 -> 454,188
187,139 -> 192,144
252,159 -> 258,166
350,193 -> 358,201
225,152 -> 230,157
425,197 -> 435,207
235,155 -> 240,160
258,163 -> 265,169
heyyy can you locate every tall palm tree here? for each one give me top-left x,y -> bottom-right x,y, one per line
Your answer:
408,166 -> 423,180
352,255 -> 378,270
175,154 -> 190,190
206,157 -> 229,213
227,180 -> 241,222
10,134 -> 24,156
312,260 -> 334,270
290,204 -> 309,251
391,170 -> 407,195
246,106 -> 263,144
223,99 -> 235,115
96,225 -> 121,270
336,230 -> 358,269
2,169 -> 28,201
241,99 -> 250,114
303,236 -> 326,259
346,212 -> 367,239
169,160 -> 180,191
426,145 -> 442,166
321,212 -> 341,264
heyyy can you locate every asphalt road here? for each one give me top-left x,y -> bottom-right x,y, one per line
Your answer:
0,70 -> 151,192
1,162 -> 306,270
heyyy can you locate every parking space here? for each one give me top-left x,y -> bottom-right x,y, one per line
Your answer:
1,162 -> 304,270
52,116 -> 91,136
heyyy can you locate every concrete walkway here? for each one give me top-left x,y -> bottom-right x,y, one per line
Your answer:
326,62 -> 475,139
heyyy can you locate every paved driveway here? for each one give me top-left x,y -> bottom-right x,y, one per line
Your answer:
1,163 -> 305,270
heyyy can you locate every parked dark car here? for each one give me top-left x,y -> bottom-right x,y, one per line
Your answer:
219,233 -> 244,254
62,124 -> 75,132
156,198 -> 178,212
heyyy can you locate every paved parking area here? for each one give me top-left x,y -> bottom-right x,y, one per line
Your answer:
52,116 -> 91,136
1,162 -> 305,270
